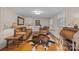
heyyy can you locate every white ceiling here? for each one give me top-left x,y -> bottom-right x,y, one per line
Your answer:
11,7 -> 65,19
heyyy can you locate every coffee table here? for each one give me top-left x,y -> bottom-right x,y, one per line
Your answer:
5,34 -> 24,48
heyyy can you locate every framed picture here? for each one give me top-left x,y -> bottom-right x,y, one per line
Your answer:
17,16 -> 24,25
35,20 -> 40,26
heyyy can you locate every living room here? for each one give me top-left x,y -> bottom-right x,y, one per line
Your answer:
0,7 -> 79,51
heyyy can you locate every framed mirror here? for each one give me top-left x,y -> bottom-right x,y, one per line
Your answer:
17,16 -> 24,25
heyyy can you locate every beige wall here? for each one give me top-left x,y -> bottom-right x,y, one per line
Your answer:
0,8 -> 1,31
0,7 -> 18,32
65,8 -> 79,27
0,7 -> 49,32
0,8 -> 18,49
49,9 -> 65,38
24,17 -> 49,26
24,17 -> 49,31
50,7 -> 79,38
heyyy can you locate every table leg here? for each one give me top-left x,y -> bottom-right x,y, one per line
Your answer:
6,40 -> 9,48
72,41 -> 75,51
13,40 -> 15,45
19,36 -> 23,41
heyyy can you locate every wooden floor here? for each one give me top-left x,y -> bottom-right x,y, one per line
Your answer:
1,33 -> 66,51
1,41 -> 64,51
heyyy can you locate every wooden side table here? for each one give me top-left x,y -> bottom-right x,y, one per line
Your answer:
5,34 -> 24,48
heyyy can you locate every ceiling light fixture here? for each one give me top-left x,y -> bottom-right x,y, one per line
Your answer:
32,10 -> 43,15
